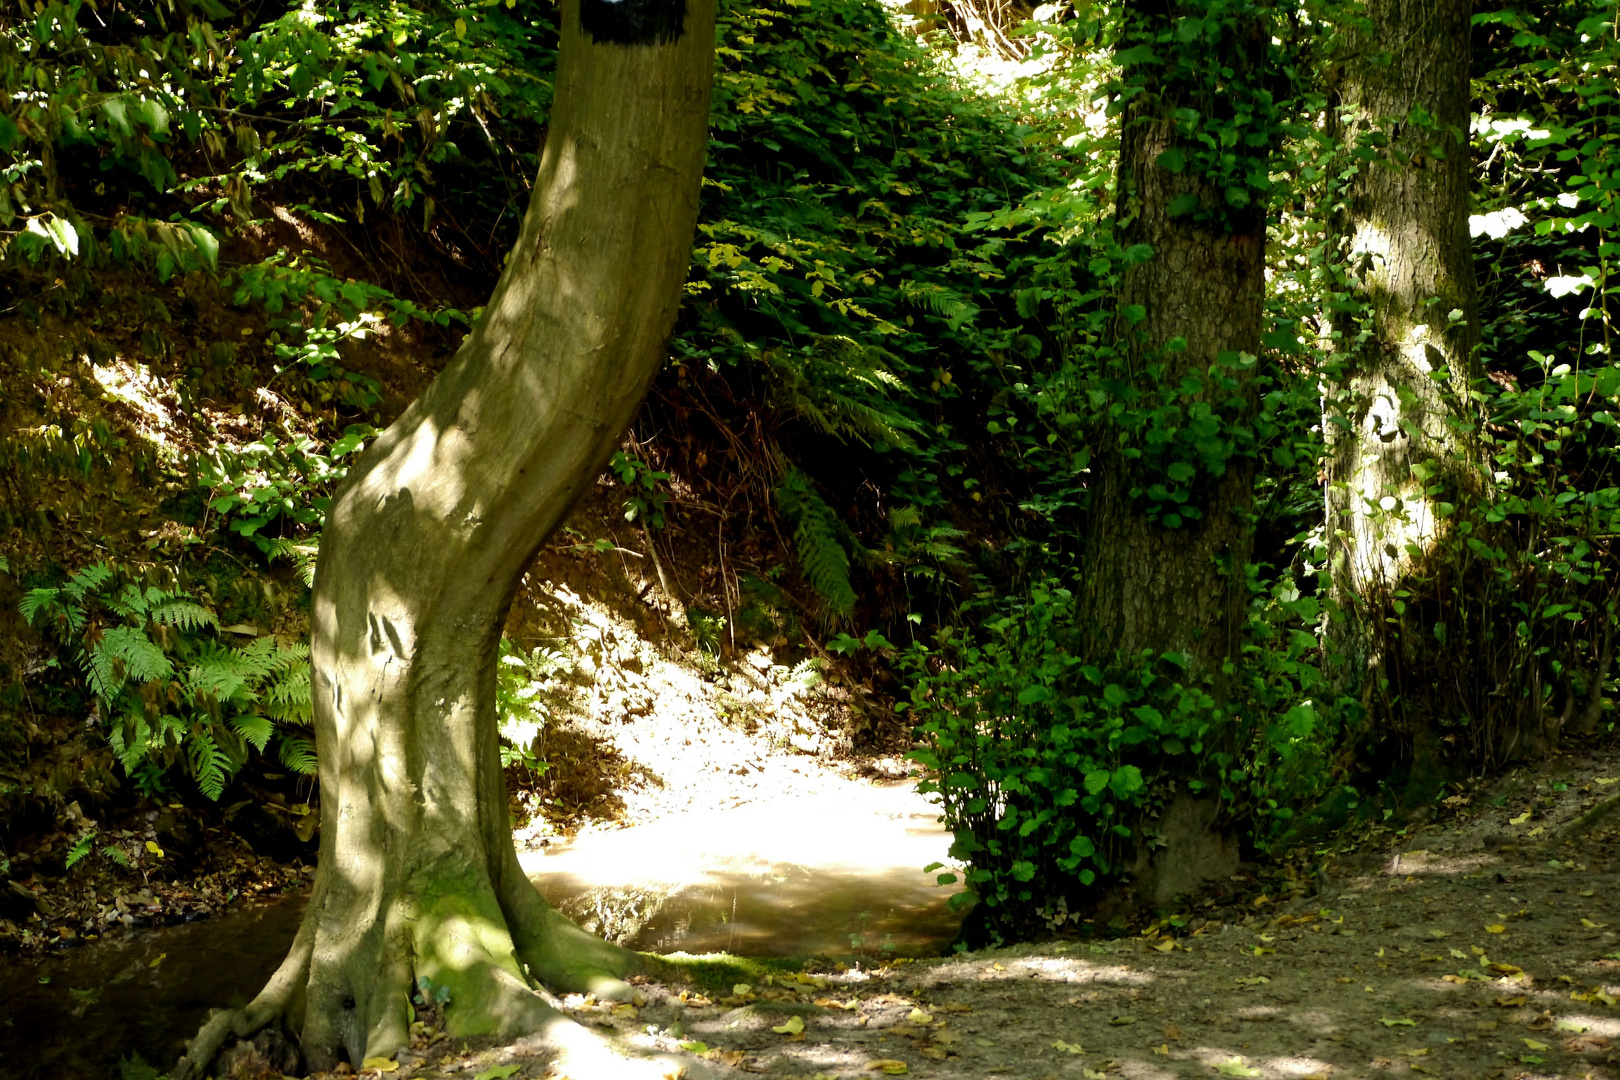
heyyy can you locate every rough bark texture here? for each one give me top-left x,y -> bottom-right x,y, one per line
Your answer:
1323,0 -> 1481,642
177,1 -> 715,1074
1079,1 -> 1268,672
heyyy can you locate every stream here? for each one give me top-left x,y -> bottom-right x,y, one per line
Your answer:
2,786 -> 962,1078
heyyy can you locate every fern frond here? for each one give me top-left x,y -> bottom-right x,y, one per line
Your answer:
278,733 -> 318,776
62,562 -> 112,602
763,337 -> 923,452
776,470 -> 857,620
187,644 -> 254,706
265,538 -> 319,587
188,726 -> 233,800
18,587 -> 66,630
228,714 -> 275,753
65,834 -> 93,870
264,662 -> 312,725
97,625 -> 173,689
102,845 -> 130,868
150,599 -> 218,633
888,506 -> 922,530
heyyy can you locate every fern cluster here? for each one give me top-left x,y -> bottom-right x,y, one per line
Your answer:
21,564 -> 315,799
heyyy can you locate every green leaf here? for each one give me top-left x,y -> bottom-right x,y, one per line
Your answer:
1156,148 -> 1186,173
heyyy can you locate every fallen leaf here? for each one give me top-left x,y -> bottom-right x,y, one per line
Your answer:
144,841 -> 164,858
1523,1038 -> 1550,1051
1163,1024 -> 1183,1040
1216,1058 -> 1262,1077
772,1015 -> 806,1036
1450,949 -> 1469,959
1399,1048 -> 1431,1056
733,984 -> 752,996
1596,778 -> 1617,785
1153,939 -> 1175,952
612,1003 -> 639,1019
360,1058 -> 399,1073
678,1041 -> 711,1053
1556,1018 -> 1590,1033
973,1038 -> 995,1047
1154,1043 -> 1169,1055
1052,1039 -> 1085,1054
1509,812 -> 1532,825
1108,1015 -> 1137,1026
918,1046 -> 947,1061
1583,918 -> 1608,928
865,1060 -> 908,1074
472,1068 -> 518,1080
1487,924 -> 1507,934
1234,976 -> 1270,986
906,1007 -> 932,1024
1380,1018 -> 1417,1027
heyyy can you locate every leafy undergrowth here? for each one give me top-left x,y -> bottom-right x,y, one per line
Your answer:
296,745 -> 1620,1080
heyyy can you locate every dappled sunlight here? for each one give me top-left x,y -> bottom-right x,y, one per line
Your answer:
520,788 -> 965,957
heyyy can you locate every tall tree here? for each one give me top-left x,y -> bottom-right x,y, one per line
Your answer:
1080,0 -> 1292,673
1320,0 -> 1482,715
176,0 -> 715,1074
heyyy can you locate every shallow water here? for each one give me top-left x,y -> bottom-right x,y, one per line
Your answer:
2,786 -> 963,1078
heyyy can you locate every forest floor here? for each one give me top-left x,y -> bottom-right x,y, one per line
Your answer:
344,742 -> 1620,1080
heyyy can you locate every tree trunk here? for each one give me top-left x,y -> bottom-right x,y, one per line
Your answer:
177,0 -> 715,1073
1321,0 -> 1481,700
1079,0 -> 1271,673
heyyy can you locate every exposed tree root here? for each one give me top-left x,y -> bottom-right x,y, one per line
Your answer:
174,870 -> 677,1080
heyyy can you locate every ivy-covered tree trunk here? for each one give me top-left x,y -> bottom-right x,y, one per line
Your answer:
1079,0 -> 1276,673
176,1 -> 715,1074
1321,0 -> 1483,712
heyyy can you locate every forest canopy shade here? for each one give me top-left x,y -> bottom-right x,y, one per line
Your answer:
175,0 -> 717,1073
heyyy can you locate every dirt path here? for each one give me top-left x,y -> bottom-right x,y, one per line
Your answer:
362,745 -> 1620,1080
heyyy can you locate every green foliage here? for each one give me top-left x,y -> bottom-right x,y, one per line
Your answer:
200,425 -> 375,560
496,638 -> 566,773
608,451 -> 671,530
905,580 -> 1349,934
20,565 -> 313,799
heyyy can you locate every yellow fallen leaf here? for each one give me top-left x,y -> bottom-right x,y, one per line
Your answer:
972,1038 -> 994,1047
361,1058 -> 399,1073
1556,1018 -> 1590,1033
1487,924 -> 1507,934
772,1015 -> 806,1036
1216,1059 -> 1262,1077
906,1007 -> 932,1024
612,1003 -> 639,1019
1153,1043 -> 1169,1055
1400,1048 -> 1431,1057
1451,949 -> 1469,959
1523,1038 -> 1550,1051
678,1041 -> 710,1054
1153,939 -> 1175,952
732,984 -> 752,996
1380,1018 -> 1416,1027
1596,778 -> 1618,785
865,1061 -> 908,1074
1471,945 -> 1486,956
1509,812 -> 1532,825
144,841 -> 164,858
1052,1040 -> 1085,1054
148,953 -> 166,969
1583,918 -> 1607,928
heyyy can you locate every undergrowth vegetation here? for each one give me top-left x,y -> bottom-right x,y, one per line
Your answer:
1,0 -> 1618,948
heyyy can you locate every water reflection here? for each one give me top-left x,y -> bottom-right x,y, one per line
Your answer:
0,785 -> 964,1078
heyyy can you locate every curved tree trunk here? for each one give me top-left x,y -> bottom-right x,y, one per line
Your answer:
1079,0 -> 1271,673
178,1 -> 715,1073
1321,0 -> 1482,710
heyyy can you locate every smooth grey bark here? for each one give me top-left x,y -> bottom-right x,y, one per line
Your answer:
1079,0 -> 1268,673
1321,0 -> 1483,706
177,1 -> 715,1074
